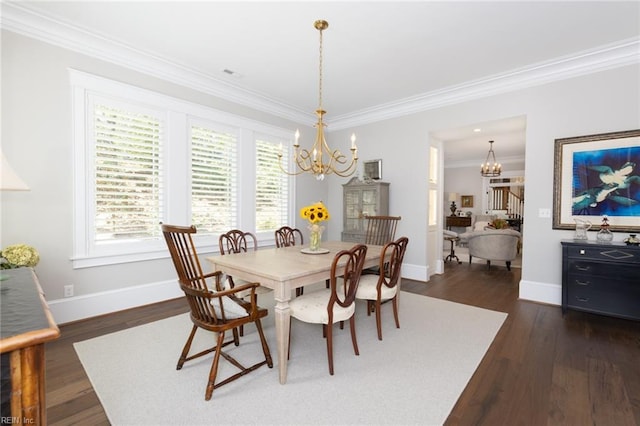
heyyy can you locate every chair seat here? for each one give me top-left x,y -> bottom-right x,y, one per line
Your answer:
355,274 -> 398,301
289,288 -> 355,324
209,295 -> 250,319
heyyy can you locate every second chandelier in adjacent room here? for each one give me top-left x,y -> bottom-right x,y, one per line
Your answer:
480,140 -> 501,177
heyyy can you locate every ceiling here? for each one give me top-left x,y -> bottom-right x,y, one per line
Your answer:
2,1 -> 639,164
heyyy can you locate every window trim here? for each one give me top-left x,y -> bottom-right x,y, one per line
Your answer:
70,69 -> 295,268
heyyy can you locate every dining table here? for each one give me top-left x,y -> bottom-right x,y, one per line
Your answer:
206,240 -> 385,384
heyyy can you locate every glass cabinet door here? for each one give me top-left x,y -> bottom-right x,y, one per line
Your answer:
361,189 -> 378,216
344,189 -> 362,231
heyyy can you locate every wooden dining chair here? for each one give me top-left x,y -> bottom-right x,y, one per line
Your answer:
161,223 -> 273,400
219,229 -> 272,335
364,215 -> 401,246
288,244 -> 368,375
355,237 -> 409,340
275,226 -> 306,296
274,226 -> 304,248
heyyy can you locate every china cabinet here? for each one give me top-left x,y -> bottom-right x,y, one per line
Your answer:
341,177 -> 390,242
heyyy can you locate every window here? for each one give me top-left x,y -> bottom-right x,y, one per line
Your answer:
190,123 -> 238,234
71,70 -> 294,268
255,136 -> 289,232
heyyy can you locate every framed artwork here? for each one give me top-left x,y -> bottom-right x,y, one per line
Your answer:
553,129 -> 640,232
364,159 -> 382,180
461,195 -> 474,208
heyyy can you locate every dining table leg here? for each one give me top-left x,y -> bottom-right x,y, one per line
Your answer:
273,282 -> 291,384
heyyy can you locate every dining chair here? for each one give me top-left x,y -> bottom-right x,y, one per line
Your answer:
274,226 -> 304,248
161,223 -> 273,400
288,244 -> 368,375
363,215 -> 401,275
355,237 -> 409,340
275,226 -> 306,296
219,229 -> 273,335
364,215 -> 401,245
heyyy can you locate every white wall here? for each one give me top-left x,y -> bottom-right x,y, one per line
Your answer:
326,64 -> 640,303
2,29 -> 639,322
0,31 -> 322,321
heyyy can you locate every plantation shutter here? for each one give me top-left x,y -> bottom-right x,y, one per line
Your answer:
93,103 -> 163,242
255,137 -> 289,232
191,124 -> 238,234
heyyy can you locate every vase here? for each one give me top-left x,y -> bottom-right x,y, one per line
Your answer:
308,224 -> 324,252
596,228 -> 613,242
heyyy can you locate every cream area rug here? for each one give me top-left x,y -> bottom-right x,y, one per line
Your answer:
74,292 -> 507,425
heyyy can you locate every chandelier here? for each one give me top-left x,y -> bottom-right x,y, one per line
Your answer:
480,140 -> 501,177
278,20 -> 358,180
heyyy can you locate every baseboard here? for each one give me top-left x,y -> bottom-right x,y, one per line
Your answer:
519,279 -> 561,306
48,279 -> 183,325
49,262 -> 428,324
402,263 -> 428,282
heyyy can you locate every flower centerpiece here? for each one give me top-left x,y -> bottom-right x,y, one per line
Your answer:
488,218 -> 509,229
300,201 -> 330,252
1,244 -> 40,269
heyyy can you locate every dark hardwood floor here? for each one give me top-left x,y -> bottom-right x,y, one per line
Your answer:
45,262 -> 640,425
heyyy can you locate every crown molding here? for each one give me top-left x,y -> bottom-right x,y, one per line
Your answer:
331,37 -> 640,130
2,3 -> 638,129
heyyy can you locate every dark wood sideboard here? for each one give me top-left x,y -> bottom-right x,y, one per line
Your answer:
1,268 -> 60,424
561,240 -> 640,321
446,216 -> 471,229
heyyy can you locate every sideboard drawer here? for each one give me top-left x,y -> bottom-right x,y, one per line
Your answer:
561,240 -> 640,321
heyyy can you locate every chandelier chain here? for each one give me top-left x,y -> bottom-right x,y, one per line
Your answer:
318,25 -> 323,109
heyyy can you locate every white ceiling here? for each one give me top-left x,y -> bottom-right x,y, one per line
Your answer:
2,1 -> 639,164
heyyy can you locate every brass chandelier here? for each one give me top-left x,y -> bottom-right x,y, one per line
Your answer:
480,140 -> 501,177
278,20 -> 358,180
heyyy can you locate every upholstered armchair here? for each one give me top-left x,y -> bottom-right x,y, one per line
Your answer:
465,229 -> 521,270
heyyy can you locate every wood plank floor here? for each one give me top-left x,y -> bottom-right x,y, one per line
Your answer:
45,262 -> 640,425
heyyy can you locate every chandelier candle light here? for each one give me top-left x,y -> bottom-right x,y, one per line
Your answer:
278,20 -> 358,180
481,140 -> 502,177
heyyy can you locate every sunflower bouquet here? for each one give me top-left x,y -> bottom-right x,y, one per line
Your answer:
1,244 -> 40,269
300,202 -> 330,251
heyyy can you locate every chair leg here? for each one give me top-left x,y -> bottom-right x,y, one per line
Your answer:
506,261 -> 512,271
254,318 -> 273,367
469,255 -> 472,264
326,323 -> 334,375
392,296 -> 400,330
177,325 -> 198,370
205,330 -> 226,401
349,315 -> 359,356
296,287 -> 304,296
375,300 -> 383,341
486,260 -> 491,270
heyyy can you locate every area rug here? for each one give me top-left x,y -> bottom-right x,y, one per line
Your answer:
74,292 -> 507,425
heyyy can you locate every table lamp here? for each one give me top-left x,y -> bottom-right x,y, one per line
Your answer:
448,193 -> 458,216
1,150 -> 30,279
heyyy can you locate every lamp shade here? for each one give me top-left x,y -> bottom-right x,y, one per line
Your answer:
448,192 -> 458,202
1,151 -> 30,191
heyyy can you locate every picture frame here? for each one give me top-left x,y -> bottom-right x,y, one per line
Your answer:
461,195 -> 474,208
364,159 -> 382,180
553,129 -> 640,232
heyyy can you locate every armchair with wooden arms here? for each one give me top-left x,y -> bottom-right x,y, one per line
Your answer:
161,223 -> 273,400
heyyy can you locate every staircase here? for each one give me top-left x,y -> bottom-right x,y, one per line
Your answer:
487,187 -> 524,220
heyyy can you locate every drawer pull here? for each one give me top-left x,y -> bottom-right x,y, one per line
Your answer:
575,280 -> 590,286
576,296 -> 589,303
574,265 -> 590,271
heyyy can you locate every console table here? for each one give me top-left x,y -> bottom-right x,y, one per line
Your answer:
446,216 -> 471,229
0,268 -> 60,424
561,240 -> 640,321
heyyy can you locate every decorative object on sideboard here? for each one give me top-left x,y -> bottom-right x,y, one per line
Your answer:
573,218 -> 591,240
278,20 -> 357,180
448,192 -> 458,216
480,140 -> 501,177
624,234 -> 640,246
596,215 -> 614,242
